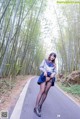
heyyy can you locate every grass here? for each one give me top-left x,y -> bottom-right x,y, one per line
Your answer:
57,82 -> 80,96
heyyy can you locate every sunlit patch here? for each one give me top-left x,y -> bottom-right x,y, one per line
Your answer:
57,114 -> 61,118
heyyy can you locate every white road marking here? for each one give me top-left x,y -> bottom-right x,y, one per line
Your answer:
56,84 -> 80,107
10,78 -> 32,119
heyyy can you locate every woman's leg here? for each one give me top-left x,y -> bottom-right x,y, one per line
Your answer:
35,82 -> 46,108
38,80 -> 52,110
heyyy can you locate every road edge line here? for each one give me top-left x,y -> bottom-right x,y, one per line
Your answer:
10,76 -> 35,119
56,84 -> 80,107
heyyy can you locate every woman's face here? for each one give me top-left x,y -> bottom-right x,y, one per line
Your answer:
50,55 -> 55,61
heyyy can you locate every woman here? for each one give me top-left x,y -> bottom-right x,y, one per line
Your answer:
34,52 -> 57,117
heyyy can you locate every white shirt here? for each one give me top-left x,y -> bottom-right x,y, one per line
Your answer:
39,59 -> 57,74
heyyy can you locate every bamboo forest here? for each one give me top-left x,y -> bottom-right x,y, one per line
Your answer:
0,0 -> 80,117
0,0 -> 80,77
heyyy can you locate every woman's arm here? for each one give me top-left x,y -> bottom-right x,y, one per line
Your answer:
50,65 -> 57,78
39,60 -> 47,76
39,60 -> 46,72
46,64 -> 57,82
50,72 -> 56,78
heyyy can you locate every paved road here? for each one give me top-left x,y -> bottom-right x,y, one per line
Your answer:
20,77 -> 80,119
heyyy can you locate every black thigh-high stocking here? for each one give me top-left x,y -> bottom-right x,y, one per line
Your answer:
39,81 -> 52,109
35,82 -> 46,108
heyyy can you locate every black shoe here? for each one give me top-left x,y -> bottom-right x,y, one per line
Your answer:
34,107 -> 41,117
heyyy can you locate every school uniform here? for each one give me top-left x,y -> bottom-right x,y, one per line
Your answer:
37,59 -> 56,86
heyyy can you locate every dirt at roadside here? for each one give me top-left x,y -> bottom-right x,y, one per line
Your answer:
0,75 -> 35,111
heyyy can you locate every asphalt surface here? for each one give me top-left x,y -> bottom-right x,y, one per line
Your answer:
20,77 -> 80,119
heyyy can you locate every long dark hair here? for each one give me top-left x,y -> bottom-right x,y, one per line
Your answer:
48,52 -> 56,63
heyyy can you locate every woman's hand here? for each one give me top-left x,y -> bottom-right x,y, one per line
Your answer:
50,73 -> 55,78
46,77 -> 51,82
44,71 -> 47,76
